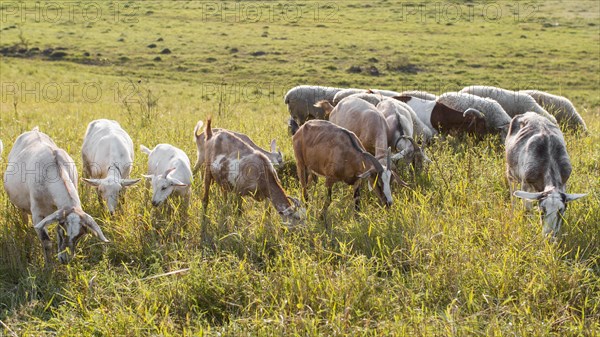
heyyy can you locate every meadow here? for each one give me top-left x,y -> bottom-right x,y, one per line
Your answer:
0,0 -> 599,335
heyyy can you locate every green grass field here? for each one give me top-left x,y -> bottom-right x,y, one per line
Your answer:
0,1 -> 599,335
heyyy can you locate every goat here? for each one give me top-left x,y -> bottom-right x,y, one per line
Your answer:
81,119 -> 141,214
193,120 -> 283,174
201,117 -> 304,228
140,144 -> 192,209
377,98 -> 430,170
315,97 -> 394,166
505,112 -> 586,236
292,120 -> 393,226
3,127 -> 109,265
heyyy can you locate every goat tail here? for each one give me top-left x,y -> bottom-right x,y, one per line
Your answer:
205,116 -> 213,141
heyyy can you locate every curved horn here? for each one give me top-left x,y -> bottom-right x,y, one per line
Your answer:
164,167 -> 176,178
83,214 -> 109,243
401,135 -> 419,150
463,108 -> 484,119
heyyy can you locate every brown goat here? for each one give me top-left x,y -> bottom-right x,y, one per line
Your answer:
292,120 -> 393,226
315,97 -> 391,165
193,120 -> 282,174
202,118 -> 304,233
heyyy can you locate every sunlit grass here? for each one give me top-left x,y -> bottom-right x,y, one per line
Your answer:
0,1 -> 599,336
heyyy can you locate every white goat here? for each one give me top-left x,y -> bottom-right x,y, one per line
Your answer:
81,119 -> 141,214
3,127 -> 109,265
140,144 -> 192,208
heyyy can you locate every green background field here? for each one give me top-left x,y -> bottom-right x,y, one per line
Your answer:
0,1 -> 598,335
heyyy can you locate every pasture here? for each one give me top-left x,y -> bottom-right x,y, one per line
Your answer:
0,1 -> 599,335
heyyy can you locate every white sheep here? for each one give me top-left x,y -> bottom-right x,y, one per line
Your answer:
398,90 -> 437,101
332,88 -> 368,105
284,85 -> 347,124
460,85 -> 557,124
332,88 -> 400,106
437,92 -> 512,138
520,90 -> 587,132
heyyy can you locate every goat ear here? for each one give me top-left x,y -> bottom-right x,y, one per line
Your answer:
514,190 -> 544,201
270,139 -> 277,153
564,193 -> 587,202
82,178 -> 102,187
169,177 -> 189,187
121,178 -> 141,187
34,210 -> 63,230
142,174 -> 153,181
83,214 -> 109,243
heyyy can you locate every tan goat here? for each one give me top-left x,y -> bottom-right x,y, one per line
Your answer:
292,120 -> 394,227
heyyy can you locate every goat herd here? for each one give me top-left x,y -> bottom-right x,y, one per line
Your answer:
0,84 -> 589,266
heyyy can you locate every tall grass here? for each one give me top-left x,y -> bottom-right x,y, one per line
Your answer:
0,1 -> 598,335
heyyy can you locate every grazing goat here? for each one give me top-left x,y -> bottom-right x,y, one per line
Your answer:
394,95 -> 488,136
505,112 -> 586,236
3,127 -> 109,265
81,119 -> 141,214
315,97 -> 395,166
193,120 -> 283,174
140,144 -> 192,208
520,90 -> 587,132
292,120 -> 393,225
460,85 -> 558,123
377,98 -> 429,169
202,118 -> 304,227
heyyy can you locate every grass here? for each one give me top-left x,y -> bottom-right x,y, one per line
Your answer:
0,0 -> 599,335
